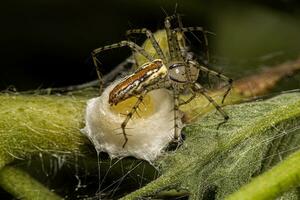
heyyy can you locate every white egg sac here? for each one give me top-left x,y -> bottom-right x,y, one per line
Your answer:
82,80 -> 183,162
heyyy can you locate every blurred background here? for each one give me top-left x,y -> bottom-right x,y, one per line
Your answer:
1,0 -> 300,91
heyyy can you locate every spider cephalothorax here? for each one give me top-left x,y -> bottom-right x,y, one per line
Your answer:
92,15 -> 233,148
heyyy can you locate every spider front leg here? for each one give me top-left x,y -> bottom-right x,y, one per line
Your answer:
189,61 -> 233,104
194,83 -> 229,129
120,90 -> 148,148
174,27 -> 212,63
126,28 -> 166,61
173,90 -> 182,141
91,41 -> 154,95
165,89 -> 185,151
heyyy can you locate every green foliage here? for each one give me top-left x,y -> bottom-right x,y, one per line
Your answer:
123,92 -> 300,199
227,150 -> 300,200
0,92 -> 300,199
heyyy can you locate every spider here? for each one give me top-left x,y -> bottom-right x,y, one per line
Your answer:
91,15 -> 233,148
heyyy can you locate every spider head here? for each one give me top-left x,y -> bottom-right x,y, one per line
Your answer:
168,61 -> 199,84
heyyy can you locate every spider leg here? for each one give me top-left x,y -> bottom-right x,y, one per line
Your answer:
91,41 -> 154,95
172,17 -> 198,68
126,28 -> 167,62
173,90 -> 181,141
165,14 -> 189,62
189,60 -> 233,104
165,16 -> 179,61
193,83 -> 229,129
174,27 -> 211,63
176,29 -> 191,59
119,80 -> 168,148
102,55 -> 136,86
179,88 -> 197,106
120,90 -> 148,148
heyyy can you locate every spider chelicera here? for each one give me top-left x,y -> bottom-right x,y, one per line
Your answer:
91,15 -> 233,148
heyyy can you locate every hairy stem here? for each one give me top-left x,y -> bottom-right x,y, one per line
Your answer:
0,166 -> 62,200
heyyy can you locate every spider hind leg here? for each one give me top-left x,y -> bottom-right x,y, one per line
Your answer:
119,91 -> 148,148
91,41 -> 154,95
194,83 -> 229,129
189,61 -> 233,104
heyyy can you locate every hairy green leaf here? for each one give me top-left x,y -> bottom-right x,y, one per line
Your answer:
123,92 -> 300,199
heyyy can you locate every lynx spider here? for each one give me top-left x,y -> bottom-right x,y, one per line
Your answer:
91,15 -> 233,148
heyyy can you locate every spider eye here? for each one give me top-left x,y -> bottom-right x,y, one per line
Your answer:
168,62 -> 200,83
169,63 -> 187,83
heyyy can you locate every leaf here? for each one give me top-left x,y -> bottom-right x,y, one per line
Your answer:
122,92 -> 300,199
226,149 -> 300,200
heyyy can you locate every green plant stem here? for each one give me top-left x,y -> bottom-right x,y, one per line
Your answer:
226,149 -> 300,200
0,94 -> 91,170
0,166 -> 62,200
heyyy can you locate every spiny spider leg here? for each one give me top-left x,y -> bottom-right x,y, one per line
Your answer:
172,30 -> 184,61
179,88 -> 197,106
164,16 -> 179,61
120,90 -> 148,148
91,56 -> 104,95
126,28 -> 167,61
164,14 -> 183,25
165,14 -> 191,62
174,27 -> 211,62
165,15 -> 197,62
193,83 -> 229,129
188,61 -> 233,104
92,41 -> 154,94
103,55 -> 136,84
173,90 -> 181,141
175,16 -> 191,59
169,16 -> 196,62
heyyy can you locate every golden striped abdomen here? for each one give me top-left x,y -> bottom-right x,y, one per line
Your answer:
109,59 -> 167,105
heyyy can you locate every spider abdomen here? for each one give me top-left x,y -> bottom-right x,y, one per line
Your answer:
109,59 -> 168,105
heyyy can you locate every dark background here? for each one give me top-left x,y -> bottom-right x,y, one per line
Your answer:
1,0 -> 300,91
